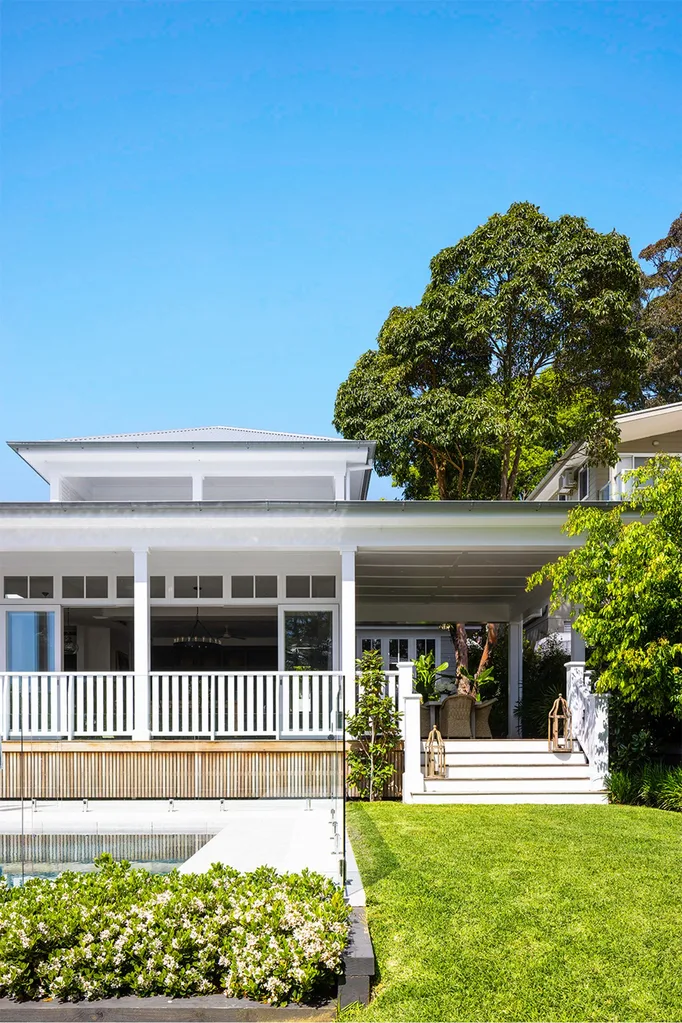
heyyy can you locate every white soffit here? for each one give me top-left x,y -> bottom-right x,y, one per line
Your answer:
615,402 -> 682,443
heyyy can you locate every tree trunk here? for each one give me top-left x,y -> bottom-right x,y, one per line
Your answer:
452,622 -> 468,670
369,719 -> 376,801
476,623 -> 498,676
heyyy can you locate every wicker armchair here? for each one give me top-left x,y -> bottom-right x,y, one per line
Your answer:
473,698 -> 497,739
420,702 -> 432,738
439,694 -> 476,739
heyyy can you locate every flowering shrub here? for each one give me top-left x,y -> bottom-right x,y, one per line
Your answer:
0,855 -> 350,1004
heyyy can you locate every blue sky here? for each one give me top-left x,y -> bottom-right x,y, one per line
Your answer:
2,1 -> 681,500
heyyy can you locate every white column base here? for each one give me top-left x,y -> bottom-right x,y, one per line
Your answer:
402,692 -> 424,802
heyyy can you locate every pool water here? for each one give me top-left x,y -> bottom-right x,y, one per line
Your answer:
0,833 -> 213,885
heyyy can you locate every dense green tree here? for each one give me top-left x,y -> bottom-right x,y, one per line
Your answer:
528,455 -> 682,719
334,202 -> 647,499
638,213 -> 682,406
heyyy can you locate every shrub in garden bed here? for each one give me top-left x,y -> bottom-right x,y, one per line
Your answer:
607,764 -> 682,811
0,855 -> 350,1005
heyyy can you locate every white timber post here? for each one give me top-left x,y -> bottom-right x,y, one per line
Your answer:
402,693 -> 424,803
191,474 -> 203,501
334,474 -> 346,501
341,548 -> 357,718
396,660 -> 415,740
590,692 -> 609,788
132,548 -> 151,740
507,618 -> 523,738
570,624 -> 586,662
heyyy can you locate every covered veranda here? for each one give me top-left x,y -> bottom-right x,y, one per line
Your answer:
0,501 -> 586,742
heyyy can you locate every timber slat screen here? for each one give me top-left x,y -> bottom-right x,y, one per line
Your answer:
0,742 -> 403,800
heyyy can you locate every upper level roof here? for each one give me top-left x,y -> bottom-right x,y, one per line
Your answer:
8,427 -> 375,503
10,425 -> 341,446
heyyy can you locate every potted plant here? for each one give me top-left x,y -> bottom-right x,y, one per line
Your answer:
412,651 -> 449,702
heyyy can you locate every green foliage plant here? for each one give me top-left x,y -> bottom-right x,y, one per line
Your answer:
528,454 -> 682,719
346,649 -> 403,801
0,856 -> 350,1004
606,765 -> 682,812
334,201 -> 646,501
517,635 -> 568,738
412,651 -> 448,701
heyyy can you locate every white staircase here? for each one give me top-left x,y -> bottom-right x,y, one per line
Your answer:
412,739 -> 607,804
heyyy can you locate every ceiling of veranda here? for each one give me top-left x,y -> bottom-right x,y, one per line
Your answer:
355,548 -> 564,609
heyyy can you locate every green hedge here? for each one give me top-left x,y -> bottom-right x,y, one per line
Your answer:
607,764 -> 682,812
0,855 -> 350,1004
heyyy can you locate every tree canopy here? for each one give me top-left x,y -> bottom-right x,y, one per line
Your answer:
638,212 -> 682,407
528,455 -> 682,719
334,202 -> 646,499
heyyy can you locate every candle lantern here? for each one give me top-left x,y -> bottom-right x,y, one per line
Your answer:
548,695 -> 573,752
425,726 -> 446,779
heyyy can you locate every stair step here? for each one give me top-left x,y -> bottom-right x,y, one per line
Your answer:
422,752 -> 588,767
442,765 -> 591,780
410,791 -> 607,805
432,740 -> 580,754
423,777 -> 597,794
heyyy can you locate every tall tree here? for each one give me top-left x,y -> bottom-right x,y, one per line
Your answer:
638,213 -> 682,407
334,202 -> 647,500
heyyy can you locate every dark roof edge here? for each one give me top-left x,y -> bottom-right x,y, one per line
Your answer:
7,439 -> 376,452
0,499 -> 612,516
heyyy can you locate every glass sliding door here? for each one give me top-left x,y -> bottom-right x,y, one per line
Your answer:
6,610 -> 57,671
281,609 -> 335,670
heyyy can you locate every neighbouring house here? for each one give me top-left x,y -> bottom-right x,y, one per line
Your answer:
525,400 -> 682,649
1,426 -> 607,804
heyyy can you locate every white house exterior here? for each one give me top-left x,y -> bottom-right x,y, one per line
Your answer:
530,400 -> 682,504
0,427 -> 606,803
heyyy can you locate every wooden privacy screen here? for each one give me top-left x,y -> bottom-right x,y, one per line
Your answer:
0,741 -> 404,800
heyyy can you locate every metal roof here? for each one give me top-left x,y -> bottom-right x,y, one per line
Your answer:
23,426 -> 339,444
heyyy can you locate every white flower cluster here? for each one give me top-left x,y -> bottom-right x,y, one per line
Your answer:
0,856 -> 350,1005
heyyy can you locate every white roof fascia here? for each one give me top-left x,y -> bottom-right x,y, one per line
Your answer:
614,401 -> 682,443
7,434 -> 375,489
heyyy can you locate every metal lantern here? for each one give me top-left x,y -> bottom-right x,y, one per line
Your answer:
548,695 -> 573,752
425,726 -> 446,779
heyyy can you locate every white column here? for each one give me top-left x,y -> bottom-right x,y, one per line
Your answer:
507,619 -> 523,738
341,548 -> 356,717
132,548 -> 151,740
191,474 -> 203,501
334,474 -> 346,501
396,661 -> 415,739
402,693 -> 424,803
570,624 -> 586,661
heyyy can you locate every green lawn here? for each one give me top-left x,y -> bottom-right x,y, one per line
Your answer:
343,803 -> 682,1023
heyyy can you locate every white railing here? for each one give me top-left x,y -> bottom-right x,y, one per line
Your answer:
354,671 -> 400,712
150,672 -> 343,738
0,672 -> 345,741
565,661 -> 609,786
1,673 -> 135,739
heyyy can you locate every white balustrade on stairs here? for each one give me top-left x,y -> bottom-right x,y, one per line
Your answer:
565,661 -> 609,787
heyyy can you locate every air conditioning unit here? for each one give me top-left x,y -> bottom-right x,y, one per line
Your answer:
558,470 -> 577,495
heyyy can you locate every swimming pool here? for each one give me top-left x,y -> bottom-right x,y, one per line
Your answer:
0,832 -> 212,885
